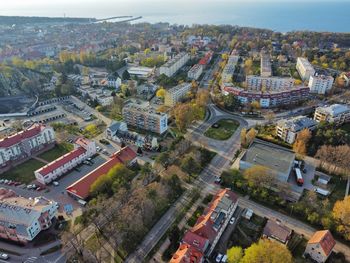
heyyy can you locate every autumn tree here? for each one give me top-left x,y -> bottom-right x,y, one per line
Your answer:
156,87 -> 166,98
173,103 -> 194,132
227,246 -> 243,263
333,196 -> 350,240
240,128 -> 247,147
293,128 -> 312,155
241,239 -> 292,263
246,128 -> 257,146
243,165 -> 275,188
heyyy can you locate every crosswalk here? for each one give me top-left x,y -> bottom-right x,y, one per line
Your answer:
24,256 -> 38,263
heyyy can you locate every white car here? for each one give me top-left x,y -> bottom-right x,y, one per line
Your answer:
216,253 -> 223,263
0,253 -> 9,260
229,217 -> 236,225
53,181 -> 59,186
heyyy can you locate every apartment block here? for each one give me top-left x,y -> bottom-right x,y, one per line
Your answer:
276,116 -> 317,144
308,75 -> 334,94
122,102 -> 168,134
260,50 -> 272,77
164,82 -> 192,107
159,52 -> 190,77
188,64 -> 203,80
0,124 -> 55,173
222,55 -> 239,83
314,104 -> 350,125
296,57 -> 315,81
0,189 -> 58,243
246,75 -> 294,91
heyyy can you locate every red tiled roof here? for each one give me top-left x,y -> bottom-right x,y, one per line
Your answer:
308,230 -> 336,256
66,147 -> 136,200
0,124 -> 47,148
74,137 -> 91,149
198,51 -> 213,65
169,244 -> 203,263
36,147 -> 86,176
182,231 -> 208,253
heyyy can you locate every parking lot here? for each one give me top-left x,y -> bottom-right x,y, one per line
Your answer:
287,159 -> 316,194
0,154 -> 106,211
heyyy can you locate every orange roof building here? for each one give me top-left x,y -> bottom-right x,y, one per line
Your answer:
170,244 -> 203,263
304,230 -> 336,263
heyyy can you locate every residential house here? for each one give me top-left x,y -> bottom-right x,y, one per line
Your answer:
304,230 -> 336,263
262,219 -> 292,245
314,104 -> 350,125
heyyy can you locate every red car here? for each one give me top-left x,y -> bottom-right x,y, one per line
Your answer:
14,182 -> 21,186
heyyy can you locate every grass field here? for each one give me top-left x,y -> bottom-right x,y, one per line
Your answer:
38,143 -> 73,162
1,158 -> 45,184
204,119 -> 239,140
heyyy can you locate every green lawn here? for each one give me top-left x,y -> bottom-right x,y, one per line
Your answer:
1,159 -> 45,184
38,143 -> 73,162
204,119 -> 239,140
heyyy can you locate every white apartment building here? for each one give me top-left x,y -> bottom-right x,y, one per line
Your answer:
159,52 -> 190,77
0,189 -> 58,243
222,55 -> 239,83
276,116 -> 317,144
35,138 -> 96,185
0,124 -> 55,171
164,82 -> 192,107
188,64 -> 203,80
296,57 -> 315,81
260,50 -> 272,77
314,104 -> 350,125
246,75 -> 295,91
122,102 -> 168,134
308,75 -> 334,94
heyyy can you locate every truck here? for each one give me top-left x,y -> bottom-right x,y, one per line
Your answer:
295,168 -> 304,186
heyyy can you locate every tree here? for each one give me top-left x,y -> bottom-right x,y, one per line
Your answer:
293,129 -> 312,155
21,79 -> 40,95
173,103 -> 194,132
245,128 -> 257,146
227,246 -> 243,263
240,128 -> 247,147
181,155 -> 201,177
156,152 -> 170,168
156,87 -> 166,98
241,239 -> 292,263
333,196 -> 350,240
250,101 -> 261,111
243,165 -> 275,188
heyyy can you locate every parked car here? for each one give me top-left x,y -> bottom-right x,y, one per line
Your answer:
0,179 -> 4,184
215,253 -> 223,263
229,217 -> 236,225
0,253 -> 9,260
53,181 -> 59,186
214,176 -> 221,184
83,160 -> 92,166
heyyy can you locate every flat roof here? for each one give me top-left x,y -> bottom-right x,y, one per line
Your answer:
241,140 -> 295,174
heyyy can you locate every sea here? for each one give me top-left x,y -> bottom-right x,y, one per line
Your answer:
2,0 -> 350,33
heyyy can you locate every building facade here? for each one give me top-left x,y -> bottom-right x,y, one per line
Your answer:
260,50 -> 272,77
276,116 -> 317,144
188,64 -> 203,80
35,138 -> 96,185
221,55 -> 239,83
122,102 -> 168,134
164,83 -> 192,107
246,76 -> 295,91
314,104 -> 350,125
296,57 -> 315,81
0,124 -> 55,173
0,189 -> 58,243
308,75 -> 334,94
159,52 -> 190,77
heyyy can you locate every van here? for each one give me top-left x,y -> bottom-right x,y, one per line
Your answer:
78,199 -> 87,206
221,255 -> 228,262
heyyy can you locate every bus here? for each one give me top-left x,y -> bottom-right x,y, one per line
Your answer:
295,168 -> 304,186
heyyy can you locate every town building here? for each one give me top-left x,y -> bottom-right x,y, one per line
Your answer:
35,138 -> 96,185
246,76 -> 295,91
188,64 -> 203,80
127,66 -> 155,79
107,73 -> 122,90
122,102 -> 168,134
260,50 -> 272,77
66,147 -> 137,200
160,52 -> 190,77
262,219 -> 292,245
276,116 -> 317,144
171,189 -> 238,260
0,188 -> 58,243
314,104 -> 350,125
106,121 -> 158,150
164,83 -> 192,107
296,57 -> 315,81
223,85 -> 309,108
308,75 -> 334,94
222,55 -> 239,83
340,72 -> 350,87
239,139 -> 295,182
304,230 -> 336,263
198,51 -> 214,67
0,124 -> 55,174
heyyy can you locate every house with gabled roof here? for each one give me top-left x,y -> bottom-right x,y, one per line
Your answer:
304,230 -> 336,263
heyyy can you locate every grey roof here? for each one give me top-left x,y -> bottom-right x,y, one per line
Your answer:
277,116 -> 317,132
241,140 -> 295,174
317,104 -> 350,116
108,121 -> 126,133
263,219 -> 292,243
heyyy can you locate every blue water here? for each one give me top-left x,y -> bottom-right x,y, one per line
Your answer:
1,1 -> 349,32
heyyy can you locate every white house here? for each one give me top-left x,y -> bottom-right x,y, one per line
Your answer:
304,230 -> 336,263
